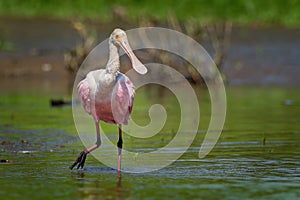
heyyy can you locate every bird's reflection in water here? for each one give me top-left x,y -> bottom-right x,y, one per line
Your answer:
72,169 -> 131,200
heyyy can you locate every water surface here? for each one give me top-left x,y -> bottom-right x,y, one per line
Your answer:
0,86 -> 299,199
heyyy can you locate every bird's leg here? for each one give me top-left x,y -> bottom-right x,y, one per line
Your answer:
70,121 -> 101,170
117,124 -> 123,176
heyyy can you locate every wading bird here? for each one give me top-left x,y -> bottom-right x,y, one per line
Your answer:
70,29 -> 147,174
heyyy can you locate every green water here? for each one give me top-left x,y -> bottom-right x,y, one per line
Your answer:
0,86 -> 299,199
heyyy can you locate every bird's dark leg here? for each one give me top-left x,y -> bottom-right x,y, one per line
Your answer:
70,121 -> 101,170
117,124 -> 123,176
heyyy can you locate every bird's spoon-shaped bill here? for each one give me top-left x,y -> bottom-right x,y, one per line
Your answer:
119,38 -> 147,75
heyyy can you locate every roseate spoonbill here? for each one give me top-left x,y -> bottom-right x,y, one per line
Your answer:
70,28 -> 147,173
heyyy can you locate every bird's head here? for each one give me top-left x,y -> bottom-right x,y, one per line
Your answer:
110,28 -> 147,74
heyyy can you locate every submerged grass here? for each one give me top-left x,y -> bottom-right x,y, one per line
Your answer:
0,0 -> 299,27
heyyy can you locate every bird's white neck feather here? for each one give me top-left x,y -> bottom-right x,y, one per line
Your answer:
106,42 -> 120,77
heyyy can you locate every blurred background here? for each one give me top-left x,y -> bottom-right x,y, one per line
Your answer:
0,1 -> 299,199
1,0 -> 300,94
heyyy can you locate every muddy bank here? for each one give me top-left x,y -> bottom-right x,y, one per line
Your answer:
0,17 -> 299,95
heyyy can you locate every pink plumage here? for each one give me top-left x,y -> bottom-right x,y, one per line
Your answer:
77,72 -> 135,125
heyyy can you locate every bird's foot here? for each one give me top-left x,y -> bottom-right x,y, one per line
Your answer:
69,151 -> 87,170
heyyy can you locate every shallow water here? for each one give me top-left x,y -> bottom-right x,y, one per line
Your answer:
0,86 -> 299,199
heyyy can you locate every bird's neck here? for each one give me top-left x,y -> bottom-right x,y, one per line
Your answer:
106,42 -> 120,77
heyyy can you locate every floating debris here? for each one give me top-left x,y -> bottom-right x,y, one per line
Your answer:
18,150 -> 37,154
284,99 -> 294,106
50,99 -> 72,107
21,140 -> 29,145
1,140 -> 14,145
262,133 -> 266,146
41,63 -> 52,72
262,137 -> 266,146
0,159 -> 13,163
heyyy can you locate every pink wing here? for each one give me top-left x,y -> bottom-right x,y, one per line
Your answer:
77,79 -> 92,114
111,73 -> 135,125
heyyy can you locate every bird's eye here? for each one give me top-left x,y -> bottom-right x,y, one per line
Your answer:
115,34 -> 120,40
